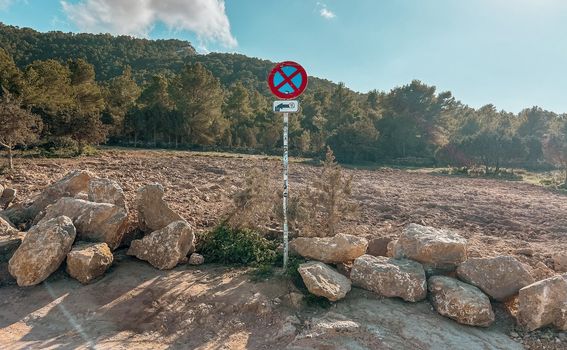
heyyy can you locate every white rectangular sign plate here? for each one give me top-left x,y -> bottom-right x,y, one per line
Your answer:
273,100 -> 299,113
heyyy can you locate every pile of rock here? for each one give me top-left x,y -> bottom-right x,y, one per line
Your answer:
126,183 -> 196,270
290,233 -> 367,302
292,223 -> 566,331
0,171 -> 203,287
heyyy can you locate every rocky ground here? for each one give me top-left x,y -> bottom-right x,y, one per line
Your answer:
0,254 -> 533,350
0,148 -> 566,349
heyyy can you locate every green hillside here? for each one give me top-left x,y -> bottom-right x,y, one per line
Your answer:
0,22 -> 566,180
0,23 -> 337,94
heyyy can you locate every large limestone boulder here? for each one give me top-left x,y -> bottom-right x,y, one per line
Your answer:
39,198 -> 128,250
350,255 -> 427,302
428,276 -> 495,327
2,171 -> 91,225
88,178 -> 127,211
66,242 -> 113,284
298,261 -> 352,302
457,256 -> 534,301
393,223 -> 467,272
8,216 -> 76,286
137,184 -> 183,232
0,188 -> 16,209
290,234 -> 368,264
517,275 -> 567,331
128,220 -> 194,270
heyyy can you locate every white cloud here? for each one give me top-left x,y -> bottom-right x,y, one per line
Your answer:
320,8 -> 336,19
60,0 -> 237,47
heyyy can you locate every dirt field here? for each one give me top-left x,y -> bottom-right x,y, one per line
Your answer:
0,149 -> 566,349
4,149 -> 566,266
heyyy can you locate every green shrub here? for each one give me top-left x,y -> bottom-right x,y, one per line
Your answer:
197,224 -> 278,266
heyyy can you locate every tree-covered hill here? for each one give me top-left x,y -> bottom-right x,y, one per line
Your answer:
187,52 -> 338,97
0,22 -> 566,181
0,23 -> 338,94
0,23 -> 196,81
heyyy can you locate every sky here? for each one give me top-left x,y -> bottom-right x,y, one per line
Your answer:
1,0 -> 567,113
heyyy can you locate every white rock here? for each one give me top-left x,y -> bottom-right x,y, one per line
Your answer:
428,276 -> 495,327
137,184 -> 183,232
351,254 -> 427,302
39,198 -> 128,250
517,275 -> 567,331
66,242 -> 113,284
457,256 -> 534,301
393,223 -> 467,272
3,171 -> 91,224
128,220 -> 194,270
298,261 -> 351,301
88,178 -> 127,211
9,216 -> 76,286
290,234 -> 368,264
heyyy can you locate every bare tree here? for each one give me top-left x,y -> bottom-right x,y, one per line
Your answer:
228,166 -> 311,236
228,167 -> 276,229
306,147 -> 357,237
0,91 -> 42,169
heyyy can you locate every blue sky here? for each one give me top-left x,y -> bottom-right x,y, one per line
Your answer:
1,0 -> 567,113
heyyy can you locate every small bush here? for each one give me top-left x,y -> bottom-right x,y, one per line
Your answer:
303,147 -> 357,237
197,224 -> 278,266
227,167 -> 275,230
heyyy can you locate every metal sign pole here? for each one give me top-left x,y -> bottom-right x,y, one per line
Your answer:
282,112 -> 289,270
268,61 -> 308,272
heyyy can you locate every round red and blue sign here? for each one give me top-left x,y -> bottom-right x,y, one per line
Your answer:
267,61 -> 308,99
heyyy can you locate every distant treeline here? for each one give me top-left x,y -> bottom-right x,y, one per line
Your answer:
0,23 -> 566,178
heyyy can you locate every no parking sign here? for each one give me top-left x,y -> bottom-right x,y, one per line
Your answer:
267,61 -> 308,100
267,61 -> 308,270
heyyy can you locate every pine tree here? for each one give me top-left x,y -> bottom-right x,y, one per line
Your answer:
104,66 -> 141,134
0,48 -> 23,96
139,75 -> 174,146
170,63 -> 226,145
224,82 -> 255,147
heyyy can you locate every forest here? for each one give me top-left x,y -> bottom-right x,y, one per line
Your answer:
0,23 -> 566,182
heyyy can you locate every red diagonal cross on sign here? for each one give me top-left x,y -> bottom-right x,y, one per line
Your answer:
267,61 -> 308,99
274,67 -> 301,93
